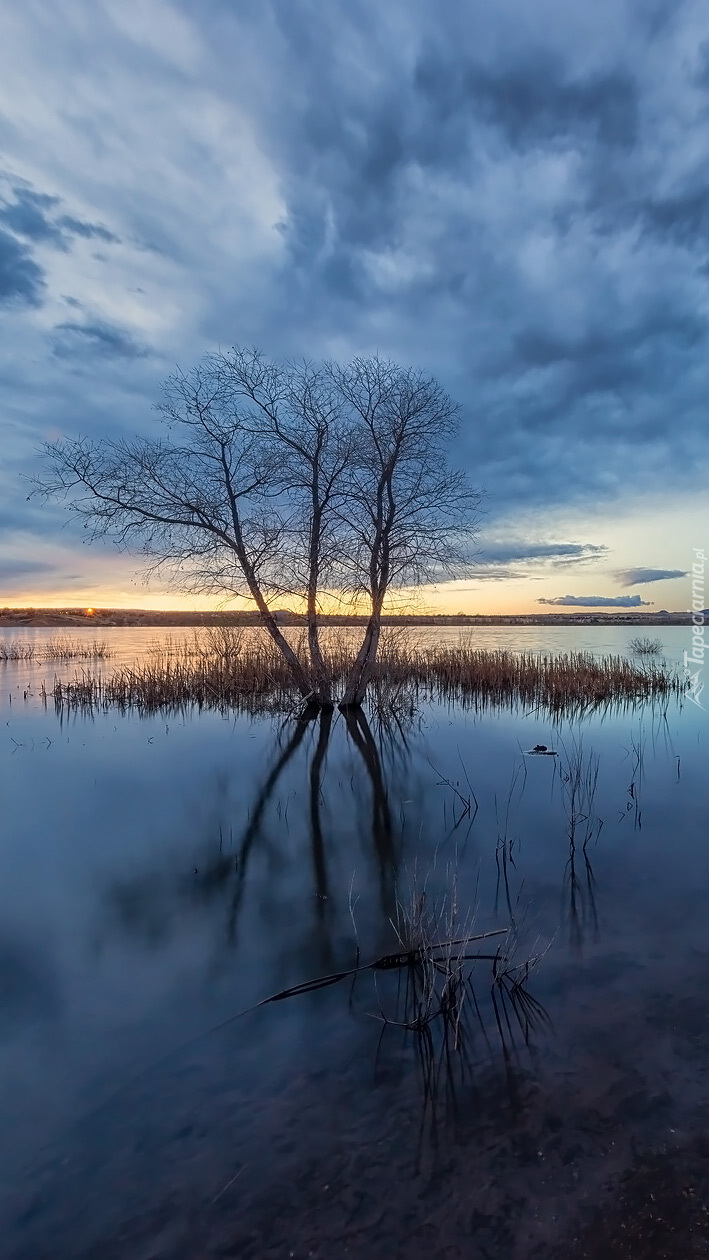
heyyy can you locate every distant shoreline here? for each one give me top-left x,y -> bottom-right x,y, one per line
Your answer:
0,607 -> 693,628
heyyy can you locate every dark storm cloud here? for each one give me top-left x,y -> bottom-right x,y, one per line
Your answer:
231,0 -> 709,515
635,186 -> 709,248
274,22 -> 640,269
514,306 -> 704,374
0,188 -> 64,246
273,17 -> 637,273
538,594 -> 652,607
0,228 -> 46,306
505,304 -> 706,440
0,180 -> 120,252
52,320 -> 151,360
616,567 -> 688,586
415,53 -> 639,152
56,215 -> 120,244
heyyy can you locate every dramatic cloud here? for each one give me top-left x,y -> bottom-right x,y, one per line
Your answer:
616,567 -> 688,586
0,0 -> 706,603
537,594 -> 652,607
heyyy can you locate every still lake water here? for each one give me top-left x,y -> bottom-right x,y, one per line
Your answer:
0,626 -> 706,1257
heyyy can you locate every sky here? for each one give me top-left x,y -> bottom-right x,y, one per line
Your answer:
0,0 -> 707,615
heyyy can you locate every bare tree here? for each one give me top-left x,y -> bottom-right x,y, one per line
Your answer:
35,348 -> 481,709
331,355 -> 482,706
211,349 -> 352,704
36,357 -> 316,699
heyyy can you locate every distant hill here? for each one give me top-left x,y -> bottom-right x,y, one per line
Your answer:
0,607 -> 695,628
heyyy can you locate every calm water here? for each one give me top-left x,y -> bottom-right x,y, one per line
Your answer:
0,619 -> 692,672
0,628 -> 706,1257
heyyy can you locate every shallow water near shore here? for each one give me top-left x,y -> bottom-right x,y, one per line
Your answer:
0,628 -> 707,1257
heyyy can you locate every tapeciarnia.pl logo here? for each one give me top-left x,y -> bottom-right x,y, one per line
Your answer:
685,547 -> 705,709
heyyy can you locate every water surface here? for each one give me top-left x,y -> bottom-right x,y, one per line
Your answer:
0,628 -> 706,1257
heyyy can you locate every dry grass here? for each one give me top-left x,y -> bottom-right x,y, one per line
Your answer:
50,626 -> 684,715
369,639 -> 682,714
0,635 -> 112,662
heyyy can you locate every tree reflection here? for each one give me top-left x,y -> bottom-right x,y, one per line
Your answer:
222,705 -> 401,951
342,707 -> 396,908
225,706 -> 318,941
309,705 -> 333,914
96,707 -> 551,1124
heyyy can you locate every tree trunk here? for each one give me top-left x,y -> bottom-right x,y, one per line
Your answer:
220,448 -> 314,701
234,549 -> 312,699
305,499 -> 332,706
257,604 -> 313,699
307,595 -> 332,705
339,610 -> 381,707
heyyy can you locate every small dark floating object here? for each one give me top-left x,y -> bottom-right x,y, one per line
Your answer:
526,744 -> 557,755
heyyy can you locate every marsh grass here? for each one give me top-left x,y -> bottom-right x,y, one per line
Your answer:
628,635 -> 663,656
384,871 -> 548,1058
0,635 -> 112,662
557,738 -> 602,950
51,626 -> 685,716
387,640 -> 681,713
248,863 -> 552,1122
384,868 -> 495,1042
0,641 -> 35,661
234,863 -> 547,1109
147,626 -> 247,663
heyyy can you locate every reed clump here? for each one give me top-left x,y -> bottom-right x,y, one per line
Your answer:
628,635 -> 663,656
0,635 -> 112,663
371,640 -> 682,713
51,627 -> 685,715
0,640 -> 35,661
